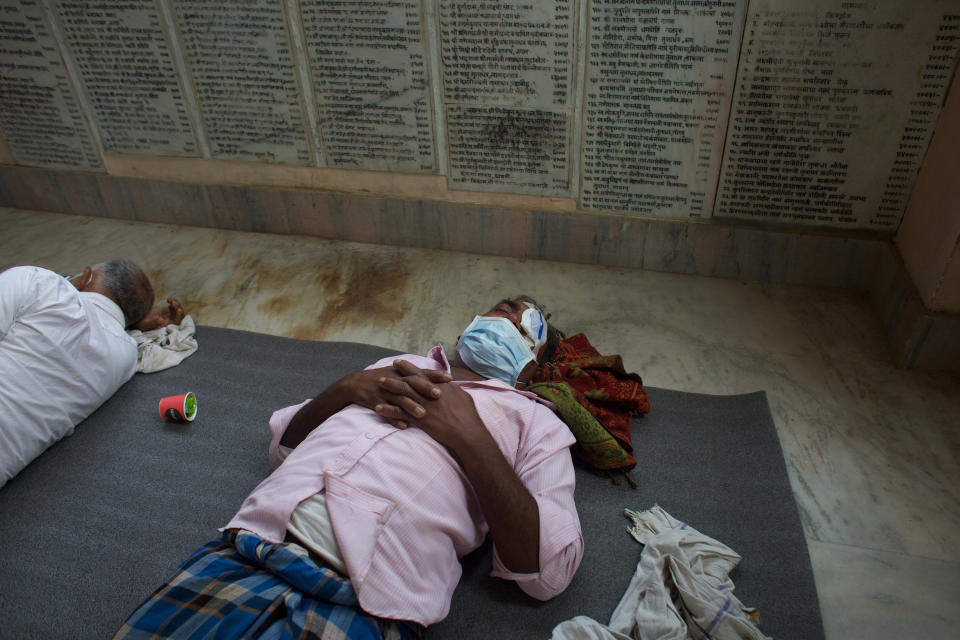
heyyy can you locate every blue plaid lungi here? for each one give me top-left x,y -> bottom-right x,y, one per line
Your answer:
114,529 -> 420,640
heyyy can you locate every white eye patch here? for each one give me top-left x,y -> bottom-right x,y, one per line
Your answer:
520,305 -> 547,352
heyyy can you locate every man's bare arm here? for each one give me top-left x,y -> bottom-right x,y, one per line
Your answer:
280,376 -> 354,449
452,410 -> 541,573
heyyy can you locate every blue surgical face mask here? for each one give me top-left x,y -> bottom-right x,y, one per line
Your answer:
456,316 -> 536,387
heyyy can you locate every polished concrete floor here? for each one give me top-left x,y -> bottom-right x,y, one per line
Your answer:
2,206 -> 958,639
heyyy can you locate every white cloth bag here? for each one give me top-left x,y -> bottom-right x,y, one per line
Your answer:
127,315 -> 198,374
550,505 -> 770,640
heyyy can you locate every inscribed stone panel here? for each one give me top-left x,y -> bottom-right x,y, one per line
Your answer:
439,0 -> 575,194
715,0 -> 960,230
438,0 -> 574,108
53,0 -> 198,156
0,0 -> 102,170
446,105 -> 569,195
173,0 -> 311,165
300,0 -> 436,172
580,0 -> 747,219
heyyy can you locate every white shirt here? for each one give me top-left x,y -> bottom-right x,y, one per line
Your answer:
0,266 -> 137,487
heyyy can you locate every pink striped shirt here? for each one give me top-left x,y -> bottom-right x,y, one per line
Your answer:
225,346 -> 582,626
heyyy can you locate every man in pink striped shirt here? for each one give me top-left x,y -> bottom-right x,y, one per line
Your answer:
116,297 -> 583,639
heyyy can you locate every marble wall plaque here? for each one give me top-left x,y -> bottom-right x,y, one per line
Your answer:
439,0 -> 574,194
715,0 -> 960,230
53,0 -> 198,156
579,0 -> 747,218
299,0 -> 436,172
439,0 -> 574,109
172,0 -> 311,165
446,105 -> 569,194
0,0 -> 102,170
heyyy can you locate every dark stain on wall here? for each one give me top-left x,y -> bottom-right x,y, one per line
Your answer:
256,251 -> 413,340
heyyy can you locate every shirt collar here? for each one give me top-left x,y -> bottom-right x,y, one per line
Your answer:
78,291 -> 126,327
426,344 -> 451,372
427,344 -> 555,407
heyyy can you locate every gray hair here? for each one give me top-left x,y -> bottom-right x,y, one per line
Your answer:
514,294 -> 546,316
93,260 -> 154,327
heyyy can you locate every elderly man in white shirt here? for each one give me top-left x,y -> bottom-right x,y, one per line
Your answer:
0,260 -> 182,488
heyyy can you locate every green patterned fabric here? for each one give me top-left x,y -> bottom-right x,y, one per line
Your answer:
528,381 -> 635,472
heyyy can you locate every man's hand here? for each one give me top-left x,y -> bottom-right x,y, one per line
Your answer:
342,361 -> 451,429
134,297 -> 185,331
375,368 -> 487,449
280,360 -> 450,448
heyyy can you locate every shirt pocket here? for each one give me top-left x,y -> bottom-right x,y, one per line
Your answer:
323,473 -> 396,585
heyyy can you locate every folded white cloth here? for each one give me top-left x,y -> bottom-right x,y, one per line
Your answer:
550,505 -> 769,640
127,315 -> 198,374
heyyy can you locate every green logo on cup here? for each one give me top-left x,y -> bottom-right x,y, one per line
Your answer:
159,392 -> 198,423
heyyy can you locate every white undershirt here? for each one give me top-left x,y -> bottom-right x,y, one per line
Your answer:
287,490 -> 347,574
0,266 -> 137,487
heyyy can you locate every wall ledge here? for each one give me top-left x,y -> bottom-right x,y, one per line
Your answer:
2,164 -> 954,373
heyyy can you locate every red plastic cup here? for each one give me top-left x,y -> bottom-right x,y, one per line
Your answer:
159,392 -> 198,423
